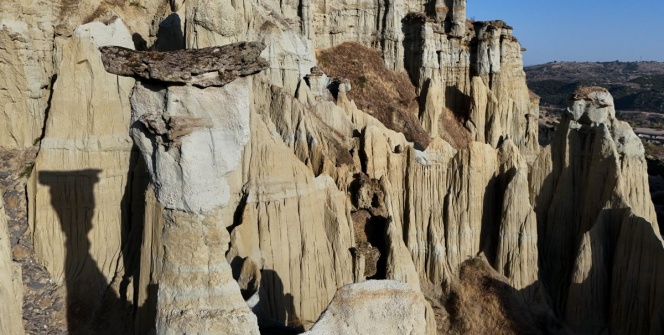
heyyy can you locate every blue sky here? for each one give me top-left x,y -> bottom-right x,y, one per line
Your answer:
467,0 -> 664,65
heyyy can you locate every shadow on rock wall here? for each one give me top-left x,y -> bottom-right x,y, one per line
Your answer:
39,148 -> 153,334
39,169 -> 128,334
132,13 -> 184,52
229,256 -> 304,335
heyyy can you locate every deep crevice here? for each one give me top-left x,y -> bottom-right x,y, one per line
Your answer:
36,74 -> 58,149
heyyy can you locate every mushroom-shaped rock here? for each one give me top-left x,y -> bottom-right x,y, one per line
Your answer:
99,40 -> 269,335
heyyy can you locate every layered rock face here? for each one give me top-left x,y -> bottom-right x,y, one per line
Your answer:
1,1 -> 663,335
531,87 -> 664,334
129,77 -> 262,335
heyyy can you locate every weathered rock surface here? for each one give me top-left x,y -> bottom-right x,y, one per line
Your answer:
2,1 -> 664,335
100,42 -> 269,87
129,77 -> 260,335
303,280 -> 431,335
27,19 -> 141,334
226,93 -> 356,328
531,87 -> 663,334
0,1 -> 55,151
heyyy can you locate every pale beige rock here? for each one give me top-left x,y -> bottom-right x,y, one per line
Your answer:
28,21 -> 137,327
443,142 -> 498,273
472,22 -> 538,154
382,180 -> 438,335
568,87 -> 615,124
402,139 -> 456,286
0,202 -> 25,335
610,210 -> 664,335
130,78 -> 253,213
493,147 -> 540,296
182,0 -> 536,157
155,208 -> 259,335
226,113 -> 355,328
0,4 -> 173,332
468,76 -> 496,143
134,186 -> 165,335
185,0 -> 315,94
421,81 -> 444,139
252,78 -> 356,177
492,140 -> 539,296
402,18 -> 536,154
0,0 -> 172,151
6,2 -> 664,335
128,76 -> 260,334
382,178 -> 421,291
0,1 -> 55,150
303,280 -> 431,335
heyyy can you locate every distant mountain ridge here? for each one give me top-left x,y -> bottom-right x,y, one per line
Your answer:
525,61 -> 664,112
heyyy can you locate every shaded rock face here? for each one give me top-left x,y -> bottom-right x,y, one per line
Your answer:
531,87 -> 662,334
1,1 -> 663,335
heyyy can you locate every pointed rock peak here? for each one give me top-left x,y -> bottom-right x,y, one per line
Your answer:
99,42 -> 269,87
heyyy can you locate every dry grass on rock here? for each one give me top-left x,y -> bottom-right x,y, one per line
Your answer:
440,257 -> 564,335
316,42 -> 430,149
437,106 -> 472,150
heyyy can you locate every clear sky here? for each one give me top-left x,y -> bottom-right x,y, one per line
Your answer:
467,0 -> 664,65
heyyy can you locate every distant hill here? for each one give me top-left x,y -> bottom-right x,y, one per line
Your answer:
525,61 -> 664,112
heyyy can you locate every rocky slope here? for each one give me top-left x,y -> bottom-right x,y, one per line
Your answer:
0,1 -> 662,334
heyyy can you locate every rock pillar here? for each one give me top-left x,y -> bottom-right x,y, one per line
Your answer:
101,43 -> 268,334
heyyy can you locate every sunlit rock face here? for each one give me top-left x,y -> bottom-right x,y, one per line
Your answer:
1,1 -> 663,335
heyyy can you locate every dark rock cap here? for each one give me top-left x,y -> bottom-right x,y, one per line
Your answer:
99,41 -> 269,87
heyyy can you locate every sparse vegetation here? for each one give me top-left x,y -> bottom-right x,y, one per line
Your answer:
437,256 -> 560,335
526,61 -> 664,113
316,42 -> 431,149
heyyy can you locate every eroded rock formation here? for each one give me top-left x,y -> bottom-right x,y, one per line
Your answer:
121,50 -> 268,332
531,87 -> 663,334
1,1 -> 663,335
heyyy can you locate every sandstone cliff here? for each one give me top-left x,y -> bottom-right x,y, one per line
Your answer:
530,87 -> 663,334
0,1 -> 662,335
